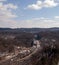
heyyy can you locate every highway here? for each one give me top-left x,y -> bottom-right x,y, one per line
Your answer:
0,40 -> 42,65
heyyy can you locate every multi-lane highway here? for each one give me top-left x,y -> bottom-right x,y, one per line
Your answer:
0,40 -> 42,65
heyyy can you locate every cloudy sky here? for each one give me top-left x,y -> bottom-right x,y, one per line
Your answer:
0,0 -> 59,28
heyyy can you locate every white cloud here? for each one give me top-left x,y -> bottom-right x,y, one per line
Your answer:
10,18 -> 59,28
44,0 -> 58,7
27,0 -> 59,10
0,16 -> 59,28
4,3 -> 18,9
0,18 -> 18,28
27,1 -> 42,10
0,1 -> 18,28
0,2 -> 18,18
54,16 -> 59,19
28,4 -> 41,10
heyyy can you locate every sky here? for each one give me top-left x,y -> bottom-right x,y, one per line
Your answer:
0,0 -> 59,28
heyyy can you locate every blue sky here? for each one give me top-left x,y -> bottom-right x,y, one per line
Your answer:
0,0 -> 59,28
